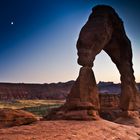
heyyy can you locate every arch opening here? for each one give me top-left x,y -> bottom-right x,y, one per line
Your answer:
93,51 -> 120,84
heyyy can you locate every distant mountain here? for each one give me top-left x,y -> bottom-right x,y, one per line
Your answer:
98,81 -> 121,94
0,81 -> 74,100
0,81 -> 139,100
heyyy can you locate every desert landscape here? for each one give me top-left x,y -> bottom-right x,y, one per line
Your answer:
0,81 -> 140,139
1,1 -> 140,140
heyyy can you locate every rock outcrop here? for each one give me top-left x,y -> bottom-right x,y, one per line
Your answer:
65,67 -> 100,111
77,5 -> 139,111
46,67 -> 100,120
46,5 -> 139,120
0,108 -> 38,128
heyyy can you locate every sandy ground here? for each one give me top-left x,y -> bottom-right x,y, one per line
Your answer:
0,120 -> 140,140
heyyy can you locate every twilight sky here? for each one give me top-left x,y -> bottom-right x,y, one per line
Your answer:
0,0 -> 140,83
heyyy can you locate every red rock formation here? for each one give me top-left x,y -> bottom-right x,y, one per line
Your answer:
64,67 -> 100,120
77,5 -> 139,111
66,67 -> 100,111
0,120 -> 140,140
0,108 -> 37,128
46,67 -> 100,120
46,5 -> 140,120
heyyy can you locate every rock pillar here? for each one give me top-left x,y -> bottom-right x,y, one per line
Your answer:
63,67 -> 100,120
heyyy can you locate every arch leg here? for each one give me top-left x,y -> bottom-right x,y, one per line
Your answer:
104,37 -> 138,111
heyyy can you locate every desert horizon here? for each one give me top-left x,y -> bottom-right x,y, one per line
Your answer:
0,0 -> 140,140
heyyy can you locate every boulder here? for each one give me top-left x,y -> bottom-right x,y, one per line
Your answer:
0,108 -> 38,128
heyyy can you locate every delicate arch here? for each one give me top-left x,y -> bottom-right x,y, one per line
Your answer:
77,5 -> 138,110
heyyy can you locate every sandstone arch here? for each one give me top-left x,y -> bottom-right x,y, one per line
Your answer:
76,5 -> 138,111
46,5 -> 139,120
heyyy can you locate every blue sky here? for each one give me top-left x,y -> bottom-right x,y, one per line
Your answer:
0,0 -> 140,83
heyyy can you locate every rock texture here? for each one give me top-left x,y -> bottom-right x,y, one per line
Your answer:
0,120 -> 140,140
0,108 -> 38,128
65,67 -> 100,111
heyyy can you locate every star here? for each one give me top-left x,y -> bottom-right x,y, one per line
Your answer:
11,21 -> 14,25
